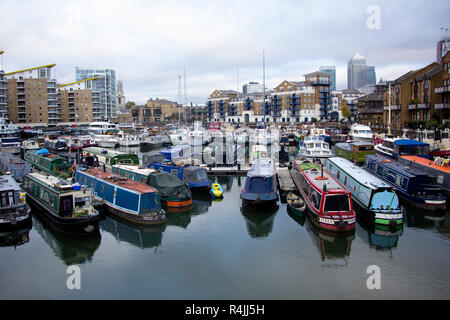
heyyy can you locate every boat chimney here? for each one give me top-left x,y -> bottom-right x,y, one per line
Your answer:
323,183 -> 327,193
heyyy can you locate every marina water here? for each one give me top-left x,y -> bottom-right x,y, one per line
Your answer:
0,146 -> 449,299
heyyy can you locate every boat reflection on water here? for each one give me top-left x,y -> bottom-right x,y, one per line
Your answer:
356,214 -> 403,251
404,207 -> 445,229
0,219 -> 32,248
165,194 -> 213,229
286,206 -> 306,227
240,205 -> 278,238
213,176 -> 234,192
32,216 -> 101,265
304,212 -> 354,267
100,216 -> 165,249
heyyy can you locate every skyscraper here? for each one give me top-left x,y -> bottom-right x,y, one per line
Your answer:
75,68 -> 117,120
319,66 -> 336,91
347,53 -> 376,90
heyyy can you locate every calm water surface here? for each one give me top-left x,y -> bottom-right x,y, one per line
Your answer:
1,146 -> 449,299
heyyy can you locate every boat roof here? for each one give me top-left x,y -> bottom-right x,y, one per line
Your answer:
351,124 -> 372,130
247,158 -> 275,177
0,175 -> 22,192
400,155 -> 450,174
78,168 -> 158,194
294,160 -> 348,193
26,172 -> 79,192
327,157 -> 391,189
366,155 -> 427,178
393,139 -> 429,146
113,164 -> 155,176
26,150 -> 66,162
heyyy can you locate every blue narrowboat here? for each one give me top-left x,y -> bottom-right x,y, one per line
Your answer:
240,158 -> 278,208
325,157 -> 403,227
75,168 -> 166,225
363,155 -> 446,212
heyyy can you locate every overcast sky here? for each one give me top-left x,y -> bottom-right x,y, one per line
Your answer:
1,0 -> 449,105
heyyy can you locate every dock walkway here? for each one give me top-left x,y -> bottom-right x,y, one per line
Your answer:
277,167 -> 296,201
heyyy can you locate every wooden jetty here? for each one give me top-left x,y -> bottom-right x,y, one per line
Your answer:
277,167 -> 296,202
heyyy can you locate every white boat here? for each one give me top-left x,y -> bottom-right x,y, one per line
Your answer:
88,121 -> 118,135
117,131 -> 140,147
0,118 -> 18,136
93,135 -> 120,148
141,134 -> 171,147
22,139 -> 40,153
299,137 -> 332,164
348,124 -> 373,143
374,137 -> 430,159
0,137 -> 21,154
169,128 -> 189,145
188,123 -> 210,146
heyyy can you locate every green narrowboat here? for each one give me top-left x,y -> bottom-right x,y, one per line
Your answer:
25,149 -> 72,177
333,142 -> 375,164
22,172 -> 101,234
82,147 -> 139,170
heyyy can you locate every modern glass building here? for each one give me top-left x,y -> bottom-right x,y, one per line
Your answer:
319,66 -> 336,91
75,68 -> 117,120
347,53 -> 376,90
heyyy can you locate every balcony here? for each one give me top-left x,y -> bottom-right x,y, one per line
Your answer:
435,103 -> 450,109
435,86 -> 450,93
408,103 -> 430,110
383,105 -> 400,111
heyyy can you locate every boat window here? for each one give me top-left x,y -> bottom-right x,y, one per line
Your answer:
197,169 -> 208,180
337,171 -> 341,180
0,191 -> 13,207
171,169 -> 178,175
309,188 -> 321,210
75,197 -> 90,209
358,146 -> 373,152
324,195 -> 350,212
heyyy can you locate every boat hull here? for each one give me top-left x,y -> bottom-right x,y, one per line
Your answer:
100,201 -> 166,225
241,196 -> 278,209
26,193 -> 100,235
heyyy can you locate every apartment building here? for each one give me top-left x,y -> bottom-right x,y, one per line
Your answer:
0,51 -> 7,119
304,71 -> 332,121
433,51 -> 450,124
75,68 -> 117,120
5,64 -> 58,126
383,62 -> 439,134
57,77 -> 100,124
130,98 -> 181,125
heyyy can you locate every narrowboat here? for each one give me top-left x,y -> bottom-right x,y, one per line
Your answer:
374,138 -> 430,159
333,142 -> 375,164
0,175 -> 31,230
290,160 -> 355,232
147,171 -> 192,212
82,147 -> 139,170
0,152 -> 32,181
325,157 -> 403,227
240,158 -> 278,208
241,206 -> 277,238
147,162 -> 211,192
363,155 -> 446,212
22,172 -> 100,234
75,168 -> 166,224
398,155 -> 450,196
25,149 -> 72,177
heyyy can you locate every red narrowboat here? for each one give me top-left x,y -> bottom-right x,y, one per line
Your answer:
290,160 -> 355,232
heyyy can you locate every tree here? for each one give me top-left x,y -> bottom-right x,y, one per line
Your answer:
341,100 -> 352,119
125,101 -> 136,109
311,117 -> 317,123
